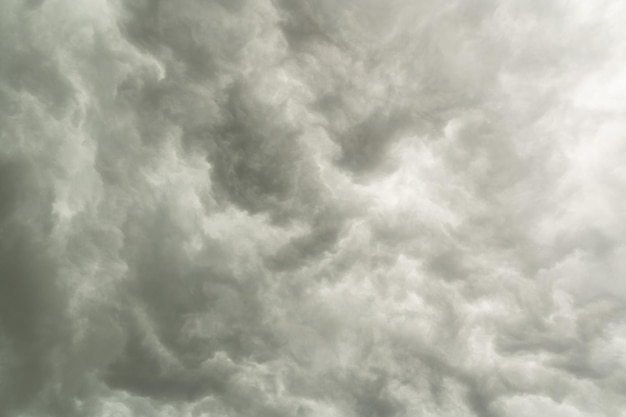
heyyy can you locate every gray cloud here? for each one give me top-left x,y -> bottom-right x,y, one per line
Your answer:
1,0 -> 626,416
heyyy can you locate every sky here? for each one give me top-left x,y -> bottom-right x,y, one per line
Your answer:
1,0 -> 626,416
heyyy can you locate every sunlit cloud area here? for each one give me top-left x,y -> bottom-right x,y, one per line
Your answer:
1,0 -> 626,416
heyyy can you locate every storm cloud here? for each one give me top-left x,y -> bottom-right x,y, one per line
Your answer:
1,0 -> 626,416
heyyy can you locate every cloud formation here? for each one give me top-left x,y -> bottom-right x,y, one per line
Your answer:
1,0 -> 626,416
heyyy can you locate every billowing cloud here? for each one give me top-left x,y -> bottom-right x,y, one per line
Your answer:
1,0 -> 626,416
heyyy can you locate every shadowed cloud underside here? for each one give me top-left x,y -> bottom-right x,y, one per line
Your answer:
1,0 -> 626,416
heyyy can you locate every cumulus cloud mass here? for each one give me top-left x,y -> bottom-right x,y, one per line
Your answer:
2,0 -> 626,416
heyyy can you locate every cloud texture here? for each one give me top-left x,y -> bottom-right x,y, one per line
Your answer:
1,0 -> 626,416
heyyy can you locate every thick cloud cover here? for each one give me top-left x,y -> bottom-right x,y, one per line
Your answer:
1,0 -> 626,416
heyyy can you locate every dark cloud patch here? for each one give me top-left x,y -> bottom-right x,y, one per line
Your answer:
0,230 -> 63,415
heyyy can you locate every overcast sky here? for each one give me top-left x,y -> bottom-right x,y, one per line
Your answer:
1,0 -> 626,416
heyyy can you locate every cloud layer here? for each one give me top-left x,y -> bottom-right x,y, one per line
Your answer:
1,0 -> 626,416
